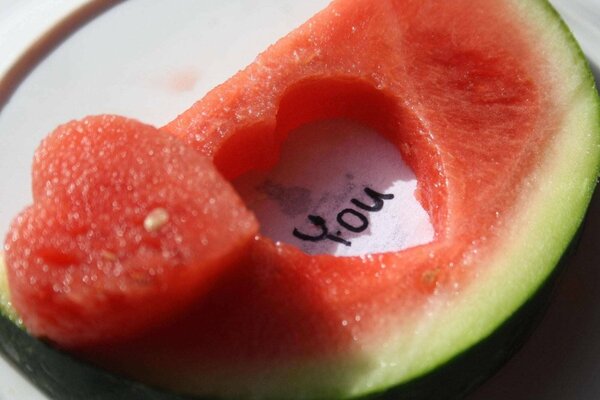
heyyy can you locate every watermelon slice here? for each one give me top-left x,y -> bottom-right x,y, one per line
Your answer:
141,0 -> 597,397
3,115 -> 258,348
0,0 -> 599,399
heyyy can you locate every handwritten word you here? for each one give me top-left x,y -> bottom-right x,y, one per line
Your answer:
293,187 -> 394,247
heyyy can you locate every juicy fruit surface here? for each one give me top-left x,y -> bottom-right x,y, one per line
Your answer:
130,0 -> 598,397
4,115 -> 257,348
0,0 -> 597,399
163,0 -> 547,358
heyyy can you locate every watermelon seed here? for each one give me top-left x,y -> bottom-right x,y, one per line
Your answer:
143,208 -> 169,232
421,268 -> 440,285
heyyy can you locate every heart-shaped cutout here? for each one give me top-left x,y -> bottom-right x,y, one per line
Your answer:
4,115 -> 258,348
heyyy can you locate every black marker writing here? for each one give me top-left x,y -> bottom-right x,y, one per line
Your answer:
293,215 -> 352,247
292,215 -> 327,242
337,209 -> 368,233
351,187 -> 395,212
293,187 -> 394,247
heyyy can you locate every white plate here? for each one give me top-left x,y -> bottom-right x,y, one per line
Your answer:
0,1 -> 599,399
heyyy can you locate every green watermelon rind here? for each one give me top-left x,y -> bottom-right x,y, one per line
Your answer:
351,0 -> 600,396
354,0 -> 600,395
1,0 -> 599,399
0,244 -> 568,400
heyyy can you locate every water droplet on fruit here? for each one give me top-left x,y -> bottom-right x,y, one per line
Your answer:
143,208 -> 170,232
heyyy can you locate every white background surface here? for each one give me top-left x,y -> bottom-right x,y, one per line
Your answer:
0,0 -> 599,399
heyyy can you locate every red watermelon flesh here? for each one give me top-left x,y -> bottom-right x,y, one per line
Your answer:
75,0 -> 585,395
0,0 -> 595,398
4,115 -> 258,348
159,0 -> 551,360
